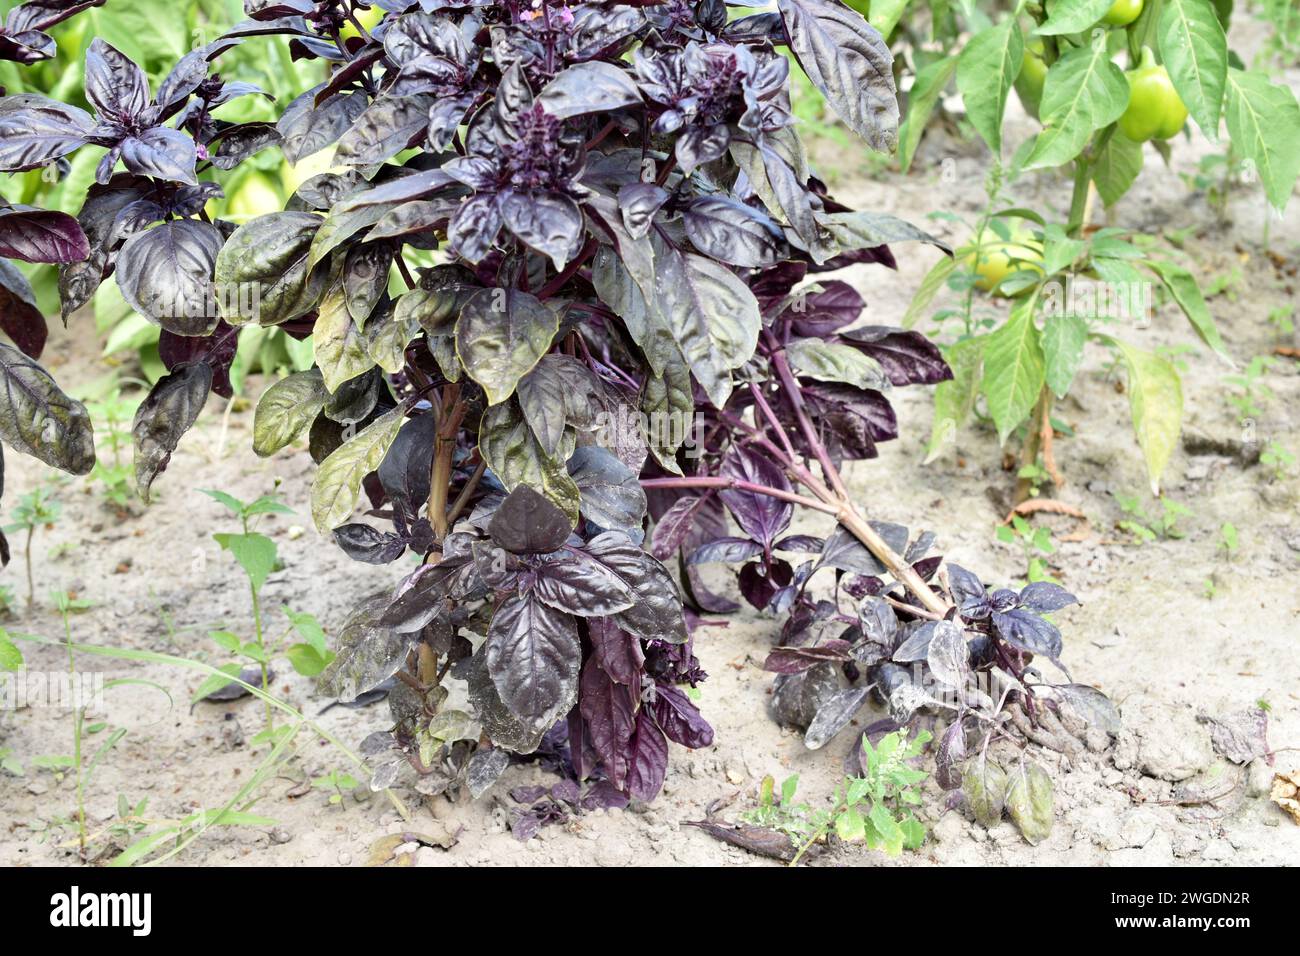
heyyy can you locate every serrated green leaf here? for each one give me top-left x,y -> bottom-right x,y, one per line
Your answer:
213,532 -> 277,593
310,406 -> 405,532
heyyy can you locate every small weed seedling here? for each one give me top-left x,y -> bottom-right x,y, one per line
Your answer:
201,487 -> 294,735
1116,494 -> 1191,543
84,386 -> 143,514
1219,522 -> 1240,559
1260,440 -> 1295,481
996,515 -> 1059,584
312,770 -> 362,808
195,607 -> 334,712
743,730 -> 931,866
1223,355 -> 1277,419
3,486 -> 61,608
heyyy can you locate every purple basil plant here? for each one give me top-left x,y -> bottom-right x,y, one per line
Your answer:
0,0 -> 1110,812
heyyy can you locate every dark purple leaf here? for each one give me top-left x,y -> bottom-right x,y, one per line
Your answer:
651,684 -> 713,748
333,523 -> 407,564
485,590 -> 581,730
0,260 -> 47,357
682,195 -> 788,268
588,617 -> 644,686
132,361 -> 212,501
625,707 -> 668,801
0,95 -> 94,170
115,219 -> 222,335
0,206 -> 90,263
0,341 -> 95,474
116,128 -> 198,185
840,326 -> 952,386
649,493 -> 707,560
787,280 -> 862,337
992,608 -> 1063,661
84,38 -> 148,121
719,443 -> 791,547
583,531 -> 688,645
489,484 -> 573,555
763,639 -> 852,675
1018,581 -> 1079,613
682,820 -> 795,862
535,550 -> 638,617
687,536 -> 763,565
578,655 -> 637,789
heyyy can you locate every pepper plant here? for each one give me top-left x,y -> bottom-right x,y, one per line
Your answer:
885,0 -> 1300,495
0,0 -> 1109,813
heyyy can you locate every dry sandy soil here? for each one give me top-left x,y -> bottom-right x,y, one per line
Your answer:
2,28 -> 1299,869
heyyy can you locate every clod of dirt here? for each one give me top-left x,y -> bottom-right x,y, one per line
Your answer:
1123,695 -> 1214,782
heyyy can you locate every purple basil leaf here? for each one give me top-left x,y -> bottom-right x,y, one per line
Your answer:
84,38 -> 148,122
0,207 -> 90,263
584,531 -> 688,644
687,536 -> 763,566
588,617 -> 644,686
617,182 -> 669,240
787,280 -> 862,337
535,550 -> 638,617
377,412 -> 435,521
489,484 -> 574,555
485,590 -> 581,731
625,707 -> 668,801
773,534 -> 823,553
0,341 -> 95,474
763,639 -> 852,675
0,95 -> 94,171
804,684 -> 871,750
117,128 -> 198,185
649,493 -> 706,560
114,219 -> 222,335
131,361 -> 212,502
333,523 -> 408,564
682,195 -> 789,268
991,608 -> 1063,662
719,443 -> 791,547
650,684 -> 713,749
578,655 -> 637,789
0,259 -> 48,357
839,326 -> 952,386
1018,581 -> 1078,613
158,321 -> 238,398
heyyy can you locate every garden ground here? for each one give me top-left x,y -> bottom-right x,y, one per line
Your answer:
2,54 -> 1299,866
